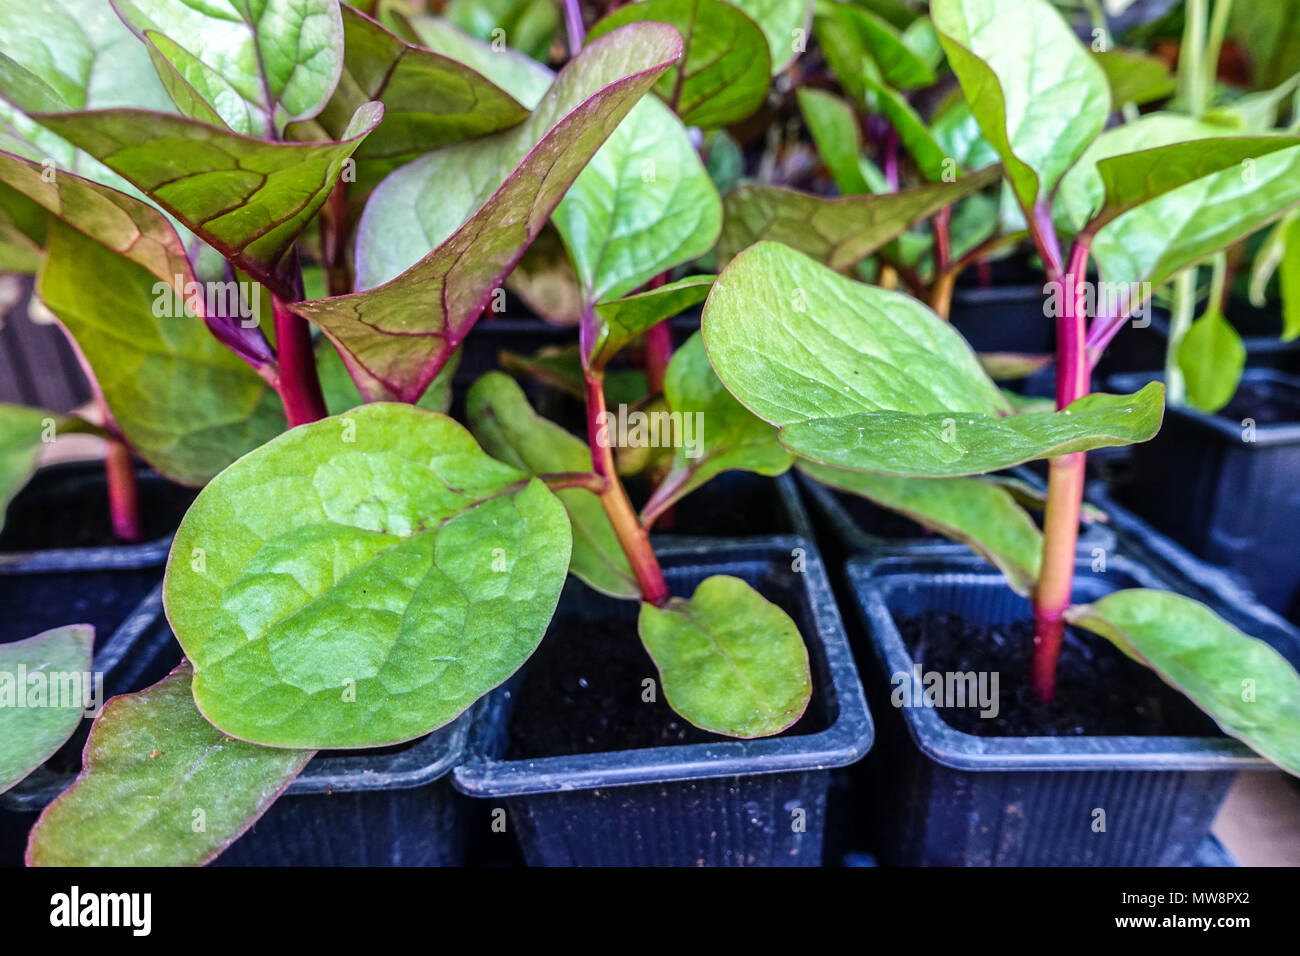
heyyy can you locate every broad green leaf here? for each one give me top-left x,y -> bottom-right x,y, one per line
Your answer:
798,88 -> 870,195
645,332 -> 793,519
444,0 -> 561,62
467,372 -> 638,599
113,0 -> 345,137
164,403 -> 572,747
1091,48 -> 1175,107
588,0 -> 771,128
26,663 -> 313,866
39,220 -> 285,486
702,242 -> 1164,477
590,275 -> 714,368
553,96 -> 722,305
0,625 -> 93,794
407,16 -> 553,107
799,459 -> 1042,594
1280,213 -> 1300,341
507,225 -> 585,325
0,404 -> 55,525
829,2 -> 934,89
1069,590 -> 1300,777
500,345 -> 649,406
718,165 -> 1001,269
731,0 -> 812,73
932,0 -> 1109,216
296,23 -> 683,402
1230,0 -> 1300,90
1177,308 -> 1245,414
930,98 -> 1000,171
317,338 -> 458,414
1056,114 -> 1300,234
293,4 -> 529,191
34,101 -> 383,299
639,575 -> 811,738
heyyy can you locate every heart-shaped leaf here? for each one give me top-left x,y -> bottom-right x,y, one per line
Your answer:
702,241 -> 1164,477
33,101 -> 383,299
588,0 -> 771,128
590,275 -> 714,368
26,663 -> 313,866
797,88 -> 871,195
38,219 -> 285,486
0,624 -> 94,794
932,0 -> 1110,216
164,403 -> 572,748
1177,308 -> 1245,414
799,460 -> 1042,594
295,23 -> 683,402
731,0 -> 811,73
467,372 -> 638,599
113,0 -> 345,137
554,95 -> 722,306
639,575 -> 811,738
718,166 -> 1000,268
643,332 -> 793,523
295,4 -> 529,193
1068,590 -> 1300,777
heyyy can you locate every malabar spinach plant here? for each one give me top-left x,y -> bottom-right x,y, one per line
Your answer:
1,1 -> 702,864
700,0 -> 1300,774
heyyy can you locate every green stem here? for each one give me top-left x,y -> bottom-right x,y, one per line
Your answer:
1204,0 -> 1233,110
1178,0 -> 1208,116
1166,267 -> 1198,406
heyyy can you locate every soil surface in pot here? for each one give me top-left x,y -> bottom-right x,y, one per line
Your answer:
0,470 -> 196,550
899,611 -> 1220,737
1218,377 -> 1299,426
508,611 -> 826,758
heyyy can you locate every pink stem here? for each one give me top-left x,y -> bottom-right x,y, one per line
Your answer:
105,437 -> 142,543
563,0 -> 585,55
272,296 -> 328,427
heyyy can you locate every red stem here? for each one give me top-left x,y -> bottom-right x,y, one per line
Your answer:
105,437 -> 142,543
645,321 -> 673,395
272,296 -> 328,427
1030,237 -> 1092,702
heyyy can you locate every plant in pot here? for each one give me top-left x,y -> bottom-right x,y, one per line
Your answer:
0,1 -> 731,866
697,0 -> 1300,865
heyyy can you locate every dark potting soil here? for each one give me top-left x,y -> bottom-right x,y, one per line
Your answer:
898,611 -> 1221,738
507,609 -> 825,758
1218,378 -> 1299,427
0,470 -> 196,550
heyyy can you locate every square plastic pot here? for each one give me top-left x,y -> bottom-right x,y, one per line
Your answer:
1107,369 -> 1300,616
843,553 -> 1293,866
797,465 -> 1116,561
0,589 -> 472,867
1096,310 -> 1300,379
949,284 -> 1053,356
452,538 -> 874,867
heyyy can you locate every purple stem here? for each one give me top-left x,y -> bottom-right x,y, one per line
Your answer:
563,0 -> 585,55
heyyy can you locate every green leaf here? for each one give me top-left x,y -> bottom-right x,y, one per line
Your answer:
445,0 -> 561,63
297,23 -> 683,402
407,16 -> 553,107
1056,114 -> 1300,235
26,663 -> 313,866
500,345 -> 649,406
860,74 -> 949,181
639,575 -> 811,738
38,220 -> 285,486
702,241 -> 1164,477
294,4 -> 529,191
730,0 -> 811,73
977,351 -> 1052,380
0,404 -> 54,525
932,0 -> 1109,216
553,96 -> 721,305
590,275 -> 714,368
506,225 -> 585,325
164,403 -> 572,747
113,0 -> 345,137
1177,308 -> 1245,414
1068,590 -> 1300,777
718,166 -> 1000,268
799,459 -> 1042,593
1280,213 -> 1300,341
588,0 -> 771,128
317,337 -> 458,415
1092,48 -> 1175,107
1230,0 -> 1300,90
828,2 -> 934,89
798,88 -> 870,195
644,332 -> 792,519
33,101 -> 383,299
466,372 -> 639,599
0,625 -> 93,794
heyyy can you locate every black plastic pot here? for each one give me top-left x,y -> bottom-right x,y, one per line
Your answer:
648,472 -> 814,542
1107,369 -> 1300,616
0,589 -> 473,867
844,552 -> 1294,866
1097,309 -> 1300,379
797,466 -> 1116,562
949,283 -> 1053,356
453,538 -> 874,867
